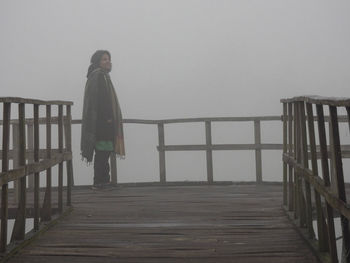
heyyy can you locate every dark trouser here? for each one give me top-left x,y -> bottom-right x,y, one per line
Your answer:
93,150 -> 111,185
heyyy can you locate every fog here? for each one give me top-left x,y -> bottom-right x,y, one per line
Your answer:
1,0 -> 350,185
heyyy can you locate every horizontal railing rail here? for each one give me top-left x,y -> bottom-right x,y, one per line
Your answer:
69,115 -> 349,185
281,95 -> 350,263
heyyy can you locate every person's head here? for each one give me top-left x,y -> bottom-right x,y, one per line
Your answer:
98,52 -> 112,72
87,50 -> 112,77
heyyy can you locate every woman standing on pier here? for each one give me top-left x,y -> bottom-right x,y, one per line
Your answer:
81,50 -> 125,188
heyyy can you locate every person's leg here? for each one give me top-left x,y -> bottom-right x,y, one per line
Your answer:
93,150 -> 111,185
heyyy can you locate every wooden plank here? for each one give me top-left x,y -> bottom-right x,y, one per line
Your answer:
296,102 -> 306,228
316,104 -> 338,263
329,106 -> 350,262
0,149 -> 66,160
293,102 -> 299,220
205,121 -> 213,184
33,104 -> 40,231
283,155 -> 350,219
157,123 -> 166,183
288,103 -> 294,212
58,105 -> 63,214
281,95 -> 350,107
299,102 -> 314,238
0,152 -> 71,186
0,97 -> 72,106
254,120 -> 262,183
65,105 -> 73,206
283,103 -> 287,205
41,105 -> 52,221
305,103 -> 328,252
27,124 -> 34,189
5,185 -> 320,263
11,103 -> 27,241
3,115 -> 350,127
12,124 -> 19,204
71,116 -> 282,125
1,103 -> 11,252
160,144 -> 283,151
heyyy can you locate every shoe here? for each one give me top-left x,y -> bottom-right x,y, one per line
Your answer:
91,183 -> 104,190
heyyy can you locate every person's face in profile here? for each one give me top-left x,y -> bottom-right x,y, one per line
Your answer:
99,53 -> 112,72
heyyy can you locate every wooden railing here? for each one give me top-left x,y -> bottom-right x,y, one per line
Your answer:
281,96 -> 350,263
0,97 -> 73,253
73,116 -> 283,183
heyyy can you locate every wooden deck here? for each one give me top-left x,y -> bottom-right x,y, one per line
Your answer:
7,184 -> 319,263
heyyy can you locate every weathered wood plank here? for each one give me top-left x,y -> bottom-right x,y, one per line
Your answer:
27,124 -> 34,189
315,104 -> 338,262
0,152 -> 72,186
41,105 -> 52,221
306,103 -> 328,252
6,185 -> 319,263
299,102 -> 314,238
65,105 -> 73,206
254,120 -> 262,183
205,121 -> 213,184
11,103 -> 27,242
0,97 -> 72,106
159,144 -> 283,151
157,123 -> 166,183
33,104 -> 40,231
287,103 -> 294,212
1,103 -> 11,252
58,105 -> 63,214
281,95 -> 350,107
282,103 -> 287,205
329,106 -> 350,261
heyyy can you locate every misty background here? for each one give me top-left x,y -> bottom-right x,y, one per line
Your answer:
1,0 -> 350,185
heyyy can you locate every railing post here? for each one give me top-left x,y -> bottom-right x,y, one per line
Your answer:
58,105 -> 63,213
306,103 -> 328,252
296,102 -> 306,228
11,103 -> 27,241
287,103 -> 294,212
158,123 -> 166,183
41,104 -> 52,221
254,120 -> 262,183
33,104 -> 40,231
110,153 -> 117,184
282,103 -> 287,205
328,120 -> 338,195
316,104 -> 338,262
205,121 -> 213,184
329,105 -> 350,262
1,102 -> 11,252
12,123 -> 19,203
299,101 -> 314,238
27,123 -> 34,189
293,102 -> 298,219
65,105 -> 73,206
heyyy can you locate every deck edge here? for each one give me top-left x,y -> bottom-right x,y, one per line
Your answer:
0,206 -> 73,263
283,206 -> 331,263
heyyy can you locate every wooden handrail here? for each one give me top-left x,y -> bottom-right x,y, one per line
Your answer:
282,97 -> 350,263
0,98 -> 73,253
281,95 -> 350,107
0,97 -> 73,105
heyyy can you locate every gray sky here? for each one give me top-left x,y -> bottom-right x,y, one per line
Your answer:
1,0 -> 350,184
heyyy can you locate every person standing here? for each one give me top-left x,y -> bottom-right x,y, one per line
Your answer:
81,50 -> 125,187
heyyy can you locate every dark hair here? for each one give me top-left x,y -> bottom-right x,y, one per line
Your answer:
87,50 -> 111,77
